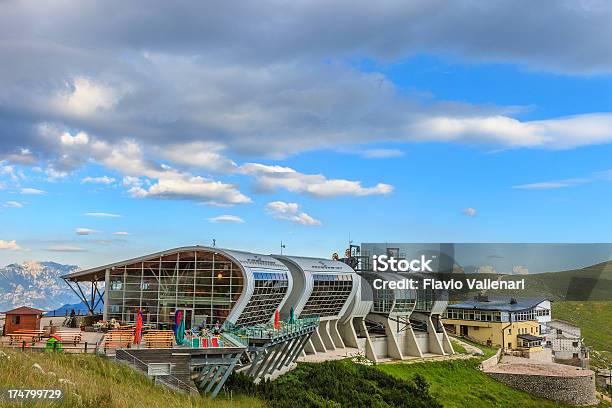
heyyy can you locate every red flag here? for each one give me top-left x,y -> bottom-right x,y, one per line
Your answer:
274,309 -> 280,330
134,310 -> 143,345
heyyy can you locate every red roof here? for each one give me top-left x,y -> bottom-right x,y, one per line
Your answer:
2,306 -> 45,315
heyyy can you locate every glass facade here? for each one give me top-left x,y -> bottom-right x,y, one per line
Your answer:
300,273 -> 353,318
107,250 -> 244,328
235,271 -> 289,326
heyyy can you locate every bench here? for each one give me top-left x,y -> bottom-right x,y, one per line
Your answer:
55,331 -> 82,345
102,330 -> 134,353
143,330 -> 175,348
8,332 -> 39,345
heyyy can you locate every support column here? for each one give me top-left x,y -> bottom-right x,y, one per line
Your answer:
318,321 -> 335,350
338,318 -> 359,348
438,318 -> 455,355
403,326 -> 424,358
368,314 -> 403,360
286,334 -> 311,366
358,318 -> 378,363
103,269 -> 110,321
329,319 -> 345,349
311,327 -> 326,353
426,315 -> 446,355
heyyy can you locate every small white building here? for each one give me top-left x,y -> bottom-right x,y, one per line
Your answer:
542,319 -> 589,368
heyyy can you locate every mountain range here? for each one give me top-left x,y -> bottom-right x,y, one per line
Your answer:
0,261 -> 81,312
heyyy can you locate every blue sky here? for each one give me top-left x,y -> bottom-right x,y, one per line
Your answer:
1,1 -> 612,268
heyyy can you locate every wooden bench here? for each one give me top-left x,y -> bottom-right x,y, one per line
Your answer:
102,330 -> 134,353
8,332 -> 39,345
55,331 -> 82,345
143,330 -> 175,348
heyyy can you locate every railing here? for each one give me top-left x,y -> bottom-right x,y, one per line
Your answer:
115,349 -> 198,394
223,316 -> 320,343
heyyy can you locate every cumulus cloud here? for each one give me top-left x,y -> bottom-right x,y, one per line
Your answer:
265,201 -> 321,226
208,215 -> 245,223
462,207 -> 477,217
75,228 -> 98,235
513,265 -> 529,275
82,175 -> 116,184
0,240 -> 22,251
476,265 -> 497,274
20,187 -> 45,195
85,212 -> 121,218
242,163 -> 393,197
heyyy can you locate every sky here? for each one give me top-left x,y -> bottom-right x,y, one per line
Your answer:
1,1 -> 612,269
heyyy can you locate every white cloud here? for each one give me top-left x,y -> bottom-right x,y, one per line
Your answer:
242,163 -> 393,198
60,130 -> 90,146
75,228 -> 98,235
56,77 -> 121,116
265,201 -> 321,226
4,201 -> 24,208
512,178 -> 587,190
85,212 -> 121,218
113,231 -> 130,236
513,265 -> 529,275
45,245 -> 87,252
156,142 -> 238,173
0,240 -> 22,251
462,207 -> 477,217
208,215 -> 245,223
20,187 -> 45,195
82,175 -> 116,184
360,148 -> 404,159
476,265 -> 496,274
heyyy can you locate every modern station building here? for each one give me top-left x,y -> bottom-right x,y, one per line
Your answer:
61,245 -> 454,363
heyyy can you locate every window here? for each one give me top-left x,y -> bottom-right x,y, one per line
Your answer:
546,341 -> 552,346
572,341 -> 579,348
556,329 -> 562,335
573,353 -> 579,359
11,316 -> 20,324
507,342 -> 512,348
508,329 -> 511,335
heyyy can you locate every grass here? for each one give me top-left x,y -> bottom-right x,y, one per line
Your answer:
0,348 -> 264,408
378,358 -> 587,408
449,339 -> 467,354
454,336 -> 499,359
552,301 -> 612,368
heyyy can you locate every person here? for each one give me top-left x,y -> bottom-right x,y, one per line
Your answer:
213,321 -> 220,335
69,309 -> 76,328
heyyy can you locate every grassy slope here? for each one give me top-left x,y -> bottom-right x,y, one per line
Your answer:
0,348 -> 264,408
379,359 -> 574,408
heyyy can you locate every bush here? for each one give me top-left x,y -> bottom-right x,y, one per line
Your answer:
226,361 -> 442,408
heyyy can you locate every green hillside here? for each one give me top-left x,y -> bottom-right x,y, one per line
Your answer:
0,348 -> 263,408
378,359 -> 576,408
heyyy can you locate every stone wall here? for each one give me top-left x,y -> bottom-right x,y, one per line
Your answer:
486,371 -> 598,406
479,348 -> 501,371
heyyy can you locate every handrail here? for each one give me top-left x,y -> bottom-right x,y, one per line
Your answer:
115,349 -> 198,394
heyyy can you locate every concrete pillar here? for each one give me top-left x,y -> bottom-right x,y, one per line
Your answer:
426,315 -> 446,355
338,318 -> 359,348
439,318 -> 455,355
368,314 -> 403,360
311,324 -> 327,352
329,319 -> 345,349
318,321 -> 335,350
358,318 -> 378,363
402,326 -> 424,358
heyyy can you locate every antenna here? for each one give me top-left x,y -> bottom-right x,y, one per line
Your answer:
280,241 -> 286,255
212,239 -> 216,248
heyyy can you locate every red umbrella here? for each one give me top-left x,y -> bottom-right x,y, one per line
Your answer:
274,309 -> 281,330
134,310 -> 143,345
